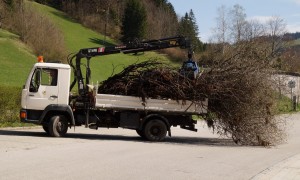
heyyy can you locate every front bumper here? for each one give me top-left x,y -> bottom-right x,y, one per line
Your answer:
19,109 -> 40,124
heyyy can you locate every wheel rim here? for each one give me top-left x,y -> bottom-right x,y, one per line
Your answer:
150,125 -> 162,137
56,119 -> 67,133
144,120 -> 167,141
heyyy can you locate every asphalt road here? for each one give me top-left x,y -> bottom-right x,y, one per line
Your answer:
0,113 -> 299,180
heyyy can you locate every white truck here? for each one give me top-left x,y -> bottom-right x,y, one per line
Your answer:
20,36 -> 207,141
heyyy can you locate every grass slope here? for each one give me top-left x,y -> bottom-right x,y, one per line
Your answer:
0,29 -> 36,87
292,39 -> 300,46
30,2 -> 171,83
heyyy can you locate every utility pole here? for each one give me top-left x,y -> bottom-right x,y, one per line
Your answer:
104,5 -> 110,41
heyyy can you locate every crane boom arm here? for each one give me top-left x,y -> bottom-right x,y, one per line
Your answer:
69,36 -> 190,96
76,36 -> 189,58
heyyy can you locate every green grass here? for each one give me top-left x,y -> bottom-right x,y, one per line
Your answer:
276,95 -> 300,113
292,39 -> 300,46
0,29 -> 36,87
29,1 -> 171,83
0,85 -> 38,127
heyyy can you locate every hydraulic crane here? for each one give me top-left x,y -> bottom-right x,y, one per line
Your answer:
68,36 -> 191,98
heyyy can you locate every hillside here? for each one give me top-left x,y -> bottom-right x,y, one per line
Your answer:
292,38 -> 300,46
0,2 -> 173,87
0,29 -> 36,87
30,1 -> 171,83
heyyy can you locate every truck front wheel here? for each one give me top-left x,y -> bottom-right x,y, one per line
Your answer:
143,120 -> 167,141
48,115 -> 68,137
42,124 -> 49,134
136,130 -> 145,139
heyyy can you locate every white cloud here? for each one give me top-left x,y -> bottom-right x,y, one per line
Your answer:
292,0 -> 300,5
286,23 -> 300,33
200,32 -> 210,43
291,13 -> 300,17
247,16 -> 273,23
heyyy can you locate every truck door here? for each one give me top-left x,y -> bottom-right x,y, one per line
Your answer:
25,68 -> 59,110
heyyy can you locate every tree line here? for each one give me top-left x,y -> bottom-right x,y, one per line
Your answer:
284,32 -> 300,40
33,0 -> 205,52
198,4 -> 300,73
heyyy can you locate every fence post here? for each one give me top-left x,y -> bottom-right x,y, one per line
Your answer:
293,96 -> 297,111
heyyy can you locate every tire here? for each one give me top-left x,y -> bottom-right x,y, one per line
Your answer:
48,115 -> 68,137
136,129 -> 146,139
143,119 -> 167,141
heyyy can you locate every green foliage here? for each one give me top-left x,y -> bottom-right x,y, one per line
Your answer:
121,0 -> 147,43
3,0 -> 14,8
0,86 -> 21,127
152,0 -> 177,14
0,85 -> 34,127
178,10 -> 204,52
276,95 -> 300,113
34,0 -> 62,9
154,0 -> 167,6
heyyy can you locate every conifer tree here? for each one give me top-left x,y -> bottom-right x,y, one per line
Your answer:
121,0 -> 147,43
178,9 -> 203,52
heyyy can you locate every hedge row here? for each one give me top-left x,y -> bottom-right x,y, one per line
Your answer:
0,86 -> 22,127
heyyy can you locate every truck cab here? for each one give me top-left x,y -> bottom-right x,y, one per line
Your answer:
20,62 -> 72,124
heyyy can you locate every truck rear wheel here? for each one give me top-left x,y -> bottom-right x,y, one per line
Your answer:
143,120 -> 167,141
48,115 -> 68,137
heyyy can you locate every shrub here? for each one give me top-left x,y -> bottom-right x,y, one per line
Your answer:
3,2 -> 67,62
198,43 -> 287,146
0,86 -> 22,126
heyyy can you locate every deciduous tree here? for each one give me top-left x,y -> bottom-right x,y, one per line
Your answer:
229,4 -> 247,43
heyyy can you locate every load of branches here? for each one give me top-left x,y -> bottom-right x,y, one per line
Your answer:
98,60 -> 204,102
98,43 -> 286,146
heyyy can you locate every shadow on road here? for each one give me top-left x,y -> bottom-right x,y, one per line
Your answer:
0,129 -> 48,137
165,136 -> 236,147
0,129 -> 237,147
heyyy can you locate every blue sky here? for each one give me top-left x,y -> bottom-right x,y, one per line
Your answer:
169,0 -> 300,42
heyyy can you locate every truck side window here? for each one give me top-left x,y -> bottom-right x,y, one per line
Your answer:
29,69 -> 58,92
30,69 -> 41,92
41,69 -> 57,86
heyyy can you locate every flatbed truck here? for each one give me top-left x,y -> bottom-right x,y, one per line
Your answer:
20,36 -> 207,141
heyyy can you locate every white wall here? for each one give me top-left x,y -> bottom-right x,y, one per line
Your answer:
273,74 -> 300,103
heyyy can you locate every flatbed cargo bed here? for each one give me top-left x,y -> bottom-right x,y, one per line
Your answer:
95,94 -> 207,115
